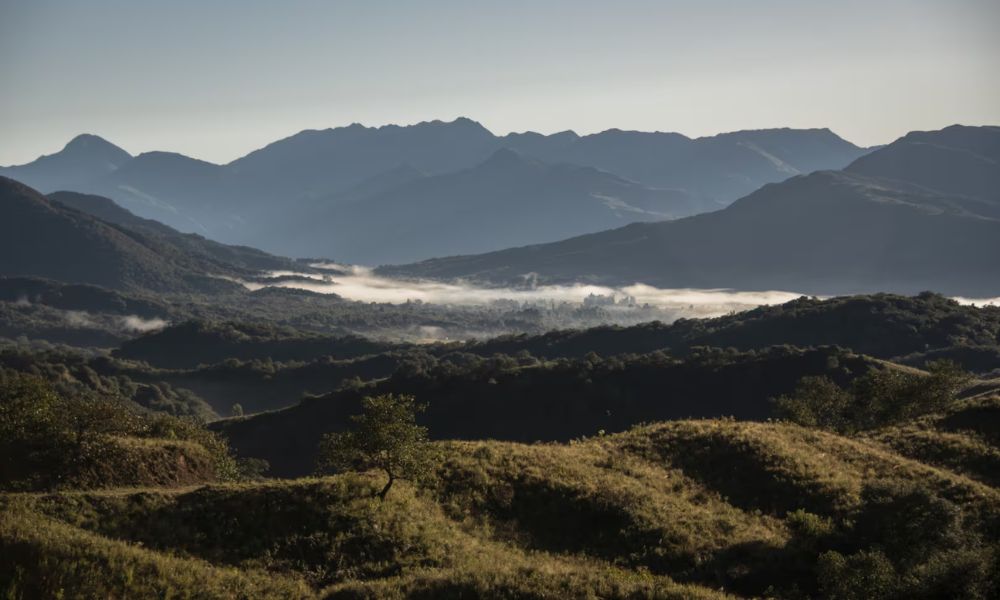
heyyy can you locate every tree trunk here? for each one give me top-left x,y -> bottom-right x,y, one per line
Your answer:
377,474 -> 394,501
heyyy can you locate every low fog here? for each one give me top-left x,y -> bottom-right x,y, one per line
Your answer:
239,266 -> 1000,323
243,265 -> 807,319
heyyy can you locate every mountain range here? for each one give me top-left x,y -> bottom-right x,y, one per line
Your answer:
382,125 -> 1000,296
3,123 -> 996,297
0,119 -> 869,264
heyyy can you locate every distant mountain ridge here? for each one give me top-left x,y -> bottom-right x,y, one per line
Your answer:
0,119 -> 870,263
501,126 -> 866,202
381,125 -> 1000,296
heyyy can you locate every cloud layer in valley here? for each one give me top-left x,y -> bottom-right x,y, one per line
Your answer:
242,266 -> 807,319
239,266 -> 1000,322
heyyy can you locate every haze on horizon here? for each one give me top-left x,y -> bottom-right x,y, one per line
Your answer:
1,0 -> 998,165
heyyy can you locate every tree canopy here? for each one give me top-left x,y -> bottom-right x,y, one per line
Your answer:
316,393 -> 431,500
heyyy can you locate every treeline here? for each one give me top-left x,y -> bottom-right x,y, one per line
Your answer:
217,345 -> 886,476
467,292 -> 1000,370
0,348 -> 215,419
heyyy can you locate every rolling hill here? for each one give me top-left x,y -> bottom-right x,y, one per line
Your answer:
382,125 -> 1000,296
8,405 -> 996,598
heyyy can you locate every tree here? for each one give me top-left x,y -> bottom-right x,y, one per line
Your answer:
316,394 -> 430,500
773,376 -> 853,432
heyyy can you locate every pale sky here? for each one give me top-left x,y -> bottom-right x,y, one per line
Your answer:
1,0 -> 998,165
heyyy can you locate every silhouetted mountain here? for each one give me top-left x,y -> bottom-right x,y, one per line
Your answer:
1,119 -> 868,263
268,148 -> 707,264
382,126 -> 1000,296
0,134 -> 131,192
0,177 -> 292,292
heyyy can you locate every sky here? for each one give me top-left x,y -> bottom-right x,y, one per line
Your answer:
1,0 -> 998,165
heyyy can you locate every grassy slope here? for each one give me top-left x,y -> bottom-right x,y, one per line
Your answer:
3,412 -> 998,599
869,395 -> 1000,487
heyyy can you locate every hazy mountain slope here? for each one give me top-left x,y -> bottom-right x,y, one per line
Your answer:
845,124 -> 1000,214
84,151 -> 229,234
0,177 -> 246,292
271,149 -> 705,264
48,191 -> 297,273
0,134 -> 131,193
382,126 -> 1000,296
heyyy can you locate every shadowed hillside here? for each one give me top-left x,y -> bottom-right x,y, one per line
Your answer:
215,346 -> 889,477
0,177 -> 305,294
267,148 -> 708,264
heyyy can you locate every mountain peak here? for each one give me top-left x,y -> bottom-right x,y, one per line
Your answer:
451,116 -> 486,129
61,134 -> 131,160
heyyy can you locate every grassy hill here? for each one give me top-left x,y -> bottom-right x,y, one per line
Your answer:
3,411 -> 997,599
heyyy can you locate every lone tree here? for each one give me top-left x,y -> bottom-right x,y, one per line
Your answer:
316,393 -> 430,500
